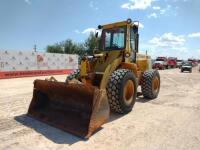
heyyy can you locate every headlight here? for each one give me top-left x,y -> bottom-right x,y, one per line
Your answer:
125,53 -> 130,57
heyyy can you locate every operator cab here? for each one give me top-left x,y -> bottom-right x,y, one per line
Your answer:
96,19 -> 139,62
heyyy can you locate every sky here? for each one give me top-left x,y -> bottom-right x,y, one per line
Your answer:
0,0 -> 200,59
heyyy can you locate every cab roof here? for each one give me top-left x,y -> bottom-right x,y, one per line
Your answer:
99,19 -> 139,29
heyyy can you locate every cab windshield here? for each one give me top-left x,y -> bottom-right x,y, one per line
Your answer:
183,62 -> 192,66
101,26 -> 126,50
156,59 -> 165,61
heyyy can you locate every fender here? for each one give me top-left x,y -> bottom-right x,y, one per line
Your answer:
100,57 -> 123,89
120,62 -> 138,78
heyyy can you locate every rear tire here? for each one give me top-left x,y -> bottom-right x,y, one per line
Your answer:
107,69 -> 137,114
141,70 -> 160,99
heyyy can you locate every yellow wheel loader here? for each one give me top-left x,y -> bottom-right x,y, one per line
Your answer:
28,19 -> 160,138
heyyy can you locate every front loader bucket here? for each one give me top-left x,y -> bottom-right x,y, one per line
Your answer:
27,80 -> 110,138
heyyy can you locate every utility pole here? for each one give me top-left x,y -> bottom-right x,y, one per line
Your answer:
34,44 -> 37,52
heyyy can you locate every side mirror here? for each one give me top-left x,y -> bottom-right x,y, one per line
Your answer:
95,32 -> 98,38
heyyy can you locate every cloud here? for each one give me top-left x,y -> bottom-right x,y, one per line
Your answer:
160,5 -> 171,15
89,1 -> 99,10
160,9 -> 166,14
188,32 -> 200,38
140,43 -> 189,59
147,13 -> 158,18
147,5 -> 172,19
74,30 -> 81,34
121,0 -> 155,10
138,22 -> 144,28
75,28 -> 96,35
149,32 -> 186,48
82,28 -> 96,34
142,32 -> 200,59
152,6 -> 161,10
24,0 -> 31,4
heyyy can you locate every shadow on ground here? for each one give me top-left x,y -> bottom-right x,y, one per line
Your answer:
15,97 -> 151,144
108,113 -> 124,123
108,97 -> 150,122
108,97 -> 151,122
15,114 -> 86,145
136,97 -> 152,103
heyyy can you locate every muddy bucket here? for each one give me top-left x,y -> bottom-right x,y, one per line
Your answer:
27,80 -> 110,138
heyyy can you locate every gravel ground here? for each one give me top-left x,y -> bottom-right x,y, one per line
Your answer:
0,67 -> 200,150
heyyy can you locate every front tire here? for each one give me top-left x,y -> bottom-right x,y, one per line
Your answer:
141,70 -> 160,99
107,69 -> 137,114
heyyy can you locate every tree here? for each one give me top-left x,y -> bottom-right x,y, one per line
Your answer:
84,32 -> 99,55
62,39 -> 76,54
62,39 -> 86,56
46,32 -> 99,56
46,39 -> 85,55
75,43 -> 87,56
46,44 -> 64,53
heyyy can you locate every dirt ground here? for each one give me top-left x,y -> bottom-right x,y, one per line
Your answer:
0,67 -> 200,150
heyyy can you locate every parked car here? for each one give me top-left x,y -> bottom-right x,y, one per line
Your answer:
153,61 -> 165,70
199,64 -> 200,72
188,58 -> 198,67
152,57 -> 168,70
177,59 -> 183,68
167,57 -> 177,68
181,62 -> 192,73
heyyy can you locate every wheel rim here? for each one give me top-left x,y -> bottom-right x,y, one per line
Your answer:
152,76 -> 159,93
123,80 -> 134,105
